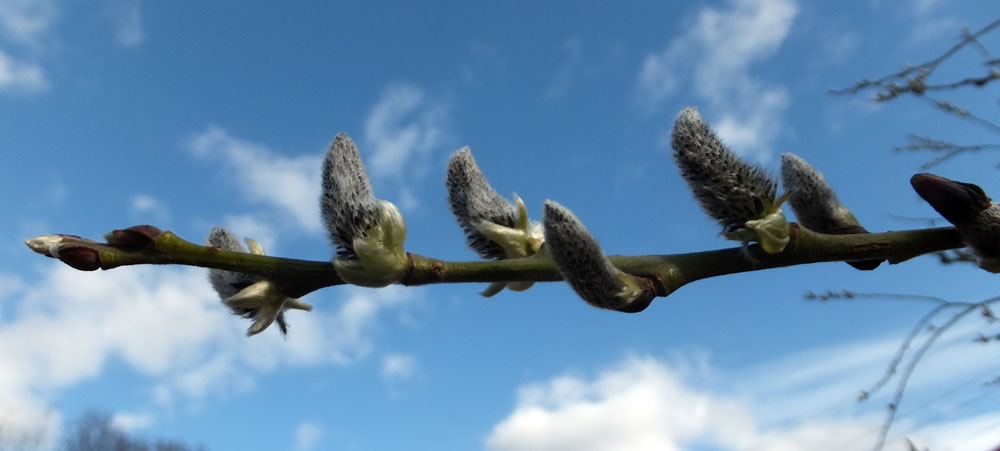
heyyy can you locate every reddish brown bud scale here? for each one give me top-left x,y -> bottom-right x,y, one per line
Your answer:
107,225 -> 164,247
57,245 -> 101,271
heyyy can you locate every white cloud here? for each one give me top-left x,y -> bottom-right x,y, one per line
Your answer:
0,0 -> 57,45
46,181 -> 67,205
294,421 -> 323,451
911,0 -> 945,15
832,31 -> 861,61
131,193 -> 170,223
187,126 -> 323,233
0,0 -> 55,96
905,16 -> 961,49
363,83 -> 447,181
108,0 -> 143,48
0,402 -> 59,451
110,411 -> 153,432
381,353 -> 417,381
0,273 -> 25,300
486,355 -> 877,451
546,36 -> 584,98
0,48 -> 48,94
911,413 -> 1000,450
487,355 -> 762,451
488,330 -> 1000,451
460,41 -> 505,86
636,0 -> 797,160
0,265 -> 415,440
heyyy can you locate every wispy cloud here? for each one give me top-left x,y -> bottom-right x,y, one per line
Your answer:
381,352 -> 417,382
459,41 -> 505,86
0,0 -> 57,45
131,193 -> 170,223
107,0 -> 144,48
110,411 -> 153,432
0,265 -> 417,440
0,0 -> 144,95
911,0 -> 945,15
187,126 -> 323,233
0,48 -> 47,94
546,36 -> 584,98
364,83 -> 448,181
635,0 -> 798,160
0,0 -> 56,95
294,421 -> 323,451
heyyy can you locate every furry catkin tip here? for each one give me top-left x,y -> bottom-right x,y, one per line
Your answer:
446,147 -> 518,259
206,227 -> 256,299
671,107 -> 777,232
321,133 -> 378,260
781,153 -> 882,270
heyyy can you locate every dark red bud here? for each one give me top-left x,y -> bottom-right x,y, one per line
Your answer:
57,246 -> 102,271
107,225 -> 163,246
911,173 -> 991,226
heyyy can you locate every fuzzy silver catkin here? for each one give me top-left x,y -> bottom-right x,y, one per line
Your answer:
671,107 -> 777,231
780,153 -> 861,233
543,200 -> 632,310
206,226 -> 256,299
446,147 -> 518,259
206,227 -> 295,334
321,133 -> 378,259
782,153 -> 882,270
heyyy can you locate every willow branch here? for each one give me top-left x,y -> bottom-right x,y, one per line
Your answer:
27,224 -> 964,301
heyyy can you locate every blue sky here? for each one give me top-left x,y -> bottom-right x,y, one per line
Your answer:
2,0 -> 1000,450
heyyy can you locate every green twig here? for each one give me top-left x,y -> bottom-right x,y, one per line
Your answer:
27,224 -> 965,302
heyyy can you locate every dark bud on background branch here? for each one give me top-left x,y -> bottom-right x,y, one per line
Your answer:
911,173 -> 1000,273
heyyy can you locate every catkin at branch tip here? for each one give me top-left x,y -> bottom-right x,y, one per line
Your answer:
321,133 -> 378,260
671,107 -> 776,231
446,147 -> 518,259
543,200 -> 634,310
